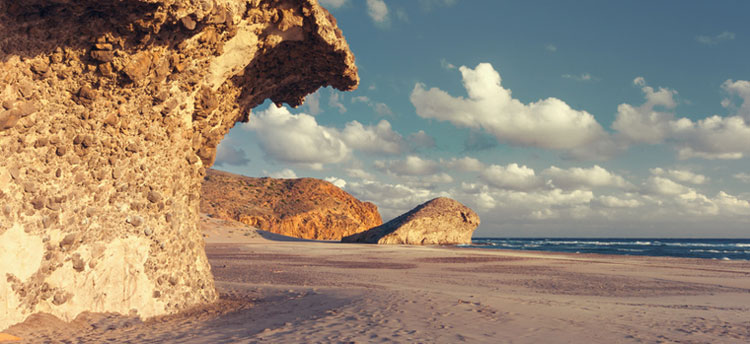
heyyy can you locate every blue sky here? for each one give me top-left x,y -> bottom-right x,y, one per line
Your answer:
215,0 -> 750,237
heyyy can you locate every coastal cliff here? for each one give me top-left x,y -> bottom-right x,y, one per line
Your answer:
0,0 -> 357,329
201,169 -> 382,240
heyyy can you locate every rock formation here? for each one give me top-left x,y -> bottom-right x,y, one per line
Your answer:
201,169 -> 381,240
342,198 -> 480,245
0,0 -> 357,330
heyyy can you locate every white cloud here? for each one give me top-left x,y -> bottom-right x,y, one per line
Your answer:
244,105 -> 350,170
480,163 -> 544,191
366,0 -> 389,24
245,105 -> 412,169
596,195 -> 642,208
722,79 -> 750,120
543,165 -> 631,190
268,168 -> 297,179
374,102 -> 393,116
612,77 -> 677,144
714,191 -> 750,215
346,168 -> 376,181
304,91 -> 321,115
346,179 -> 445,220
440,58 -> 456,70
644,176 -> 691,196
649,168 -> 707,185
410,63 -> 608,153
562,73 -> 595,82
448,157 -> 485,172
613,77 -> 750,160
375,155 -> 439,176
545,44 -> 557,52
734,173 -> 750,183
351,95 -> 370,103
408,130 -> 436,149
671,115 -> 750,160
329,91 -> 347,113
325,176 -> 347,188
214,139 -> 250,166
340,120 -> 405,155
696,31 -> 735,45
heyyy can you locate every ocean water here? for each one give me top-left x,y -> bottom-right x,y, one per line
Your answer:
465,238 -> 750,261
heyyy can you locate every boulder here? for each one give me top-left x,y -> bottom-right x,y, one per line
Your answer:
201,169 -> 382,240
342,198 -> 480,245
0,0 -> 357,330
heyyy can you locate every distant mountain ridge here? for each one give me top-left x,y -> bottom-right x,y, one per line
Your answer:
201,169 -> 382,240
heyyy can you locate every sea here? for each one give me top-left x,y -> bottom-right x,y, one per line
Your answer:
465,238 -> 750,261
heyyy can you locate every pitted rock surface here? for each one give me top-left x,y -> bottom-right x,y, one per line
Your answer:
0,0 -> 357,330
201,169 -> 381,240
342,198 -> 480,245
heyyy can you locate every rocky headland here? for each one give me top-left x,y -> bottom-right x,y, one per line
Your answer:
342,197 -> 480,245
201,169 -> 381,240
0,0 -> 357,329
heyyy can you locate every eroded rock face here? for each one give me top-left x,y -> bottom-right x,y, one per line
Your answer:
342,198 -> 480,245
0,0 -> 357,330
201,169 -> 381,240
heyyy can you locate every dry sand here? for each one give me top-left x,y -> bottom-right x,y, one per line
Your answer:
5,217 -> 750,343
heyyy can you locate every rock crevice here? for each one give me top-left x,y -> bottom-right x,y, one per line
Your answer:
0,0 -> 357,330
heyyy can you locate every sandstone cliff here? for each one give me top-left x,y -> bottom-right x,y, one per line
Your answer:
342,197 -> 480,245
0,0 -> 357,330
201,169 -> 382,240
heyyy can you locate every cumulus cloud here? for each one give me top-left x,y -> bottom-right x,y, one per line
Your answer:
304,91 -> 321,115
408,130 -> 436,149
721,79 -> 750,120
268,168 -> 297,179
328,91 -> 347,113
325,176 -> 347,188
612,77 -> 677,144
480,163 -> 544,191
543,165 -> 631,190
366,0 -> 389,24
644,176 -> 691,196
244,105 -> 350,170
595,195 -> 642,208
346,179 -> 445,220
410,63 -> 608,153
345,168 -> 376,181
245,106 -> 413,169
374,102 -> 394,116
340,120 -> 405,155
214,140 -> 250,167
375,155 -> 439,176
447,157 -> 485,172
650,168 -> 707,185
613,77 -> 750,160
545,44 -> 557,52
696,31 -> 735,45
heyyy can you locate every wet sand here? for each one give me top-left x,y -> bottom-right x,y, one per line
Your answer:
5,218 -> 750,343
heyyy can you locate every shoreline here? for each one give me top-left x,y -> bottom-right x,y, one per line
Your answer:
5,220 -> 750,343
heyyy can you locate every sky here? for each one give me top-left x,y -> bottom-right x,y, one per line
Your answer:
214,0 -> 750,238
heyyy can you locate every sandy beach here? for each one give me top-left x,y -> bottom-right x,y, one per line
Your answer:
5,218 -> 750,343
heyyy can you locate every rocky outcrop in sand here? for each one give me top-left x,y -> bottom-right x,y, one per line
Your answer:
342,198 -> 479,245
201,169 -> 381,240
0,0 -> 357,329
